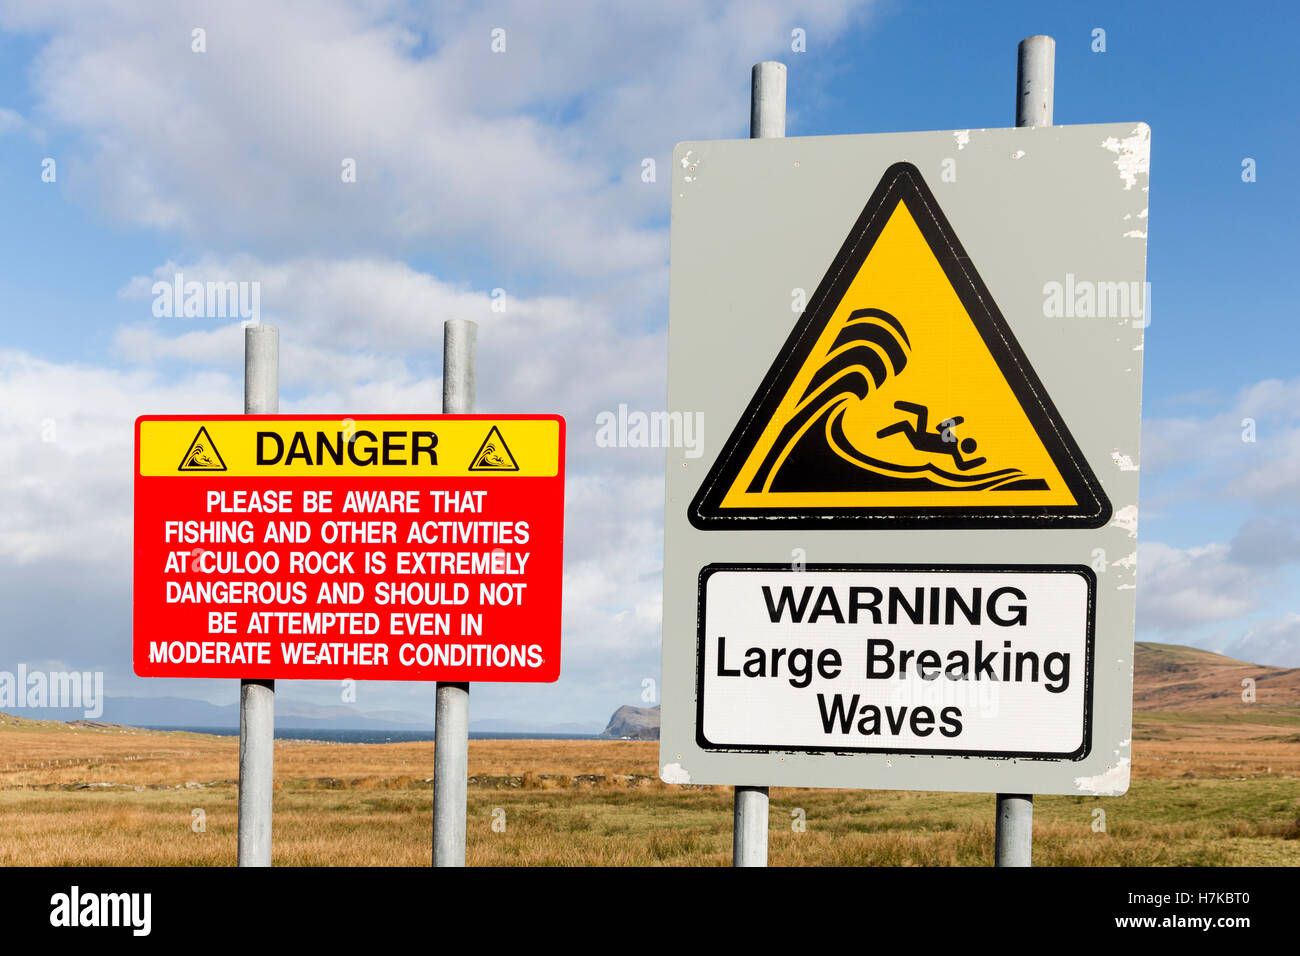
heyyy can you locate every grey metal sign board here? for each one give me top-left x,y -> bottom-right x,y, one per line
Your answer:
660,123 -> 1149,795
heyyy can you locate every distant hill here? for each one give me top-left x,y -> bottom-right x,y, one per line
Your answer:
600,705 -> 660,739
1133,642 -> 1299,712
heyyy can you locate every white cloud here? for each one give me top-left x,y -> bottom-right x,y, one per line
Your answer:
1137,519 -> 1300,645
1143,377 -> 1300,504
108,254 -> 671,481
0,350 -> 238,564
4,0 -> 874,278
1137,540 -> 1263,630
1212,613 -> 1300,669
1227,515 -> 1300,567
0,105 -> 35,138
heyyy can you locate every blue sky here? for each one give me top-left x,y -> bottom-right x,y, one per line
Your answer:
1,0 -> 1297,728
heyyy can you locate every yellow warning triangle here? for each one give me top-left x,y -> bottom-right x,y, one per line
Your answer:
177,425 -> 227,472
468,425 -> 519,472
690,162 -> 1109,530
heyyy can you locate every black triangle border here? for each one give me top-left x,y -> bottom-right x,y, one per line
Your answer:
688,161 -> 1111,530
177,425 -> 227,472
468,425 -> 520,472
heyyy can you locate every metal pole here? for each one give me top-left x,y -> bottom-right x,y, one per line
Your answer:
238,324 -> 278,867
433,318 -> 476,867
733,785 -> 769,866
995,35 -> 1054,868
750,61 -> 787,138
1015,35 -> 1054,127
730,61 -> 786,868
995,793 -> 1033,867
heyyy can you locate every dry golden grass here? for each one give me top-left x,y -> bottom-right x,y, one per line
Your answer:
1,709 -> 1297,866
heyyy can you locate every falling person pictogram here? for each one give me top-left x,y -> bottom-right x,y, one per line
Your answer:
875,401 -> 988,471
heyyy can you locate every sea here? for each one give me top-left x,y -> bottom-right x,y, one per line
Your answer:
144,727 -> 602,744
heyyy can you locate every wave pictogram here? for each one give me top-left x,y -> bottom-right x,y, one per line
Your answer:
468,425 -> 519,472
747,308 -> 1048,494
475,442 -> 508,468
185,443 -> 218,468
177,426 -> 227,472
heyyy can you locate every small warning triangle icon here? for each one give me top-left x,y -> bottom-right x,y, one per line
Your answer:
468,425 -> 519,472
177,426 -> 227,472
690,162 -> 1110,530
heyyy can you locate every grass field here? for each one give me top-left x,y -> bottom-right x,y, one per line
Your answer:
1,704 -> 1297,866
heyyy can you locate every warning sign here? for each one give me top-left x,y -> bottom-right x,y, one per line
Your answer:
178,426 -> 227,472
469,425 -> 519,472
133,414 -> 565,682
661,124 -> 1148,795
697,565 -> 1094,758
690,162 -> 1109,529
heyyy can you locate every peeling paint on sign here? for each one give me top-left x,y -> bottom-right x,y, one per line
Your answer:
660,762 -> 691,785
1075,756 -> 1130,794
1100,124 -> 1150,191
1111,504 -> 1139,537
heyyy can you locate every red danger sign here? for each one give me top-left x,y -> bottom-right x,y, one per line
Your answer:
133,414 -> 565,681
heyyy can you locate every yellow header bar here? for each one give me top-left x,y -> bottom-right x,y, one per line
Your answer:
137,416 -> 562,477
